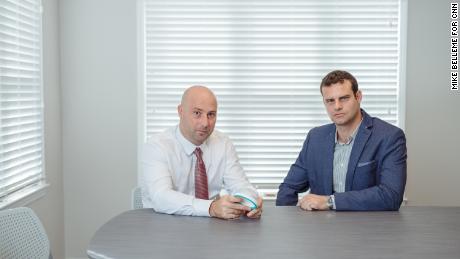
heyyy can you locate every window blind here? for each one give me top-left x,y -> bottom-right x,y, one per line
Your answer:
142,0 -> 402,198
0,0 -> 45,204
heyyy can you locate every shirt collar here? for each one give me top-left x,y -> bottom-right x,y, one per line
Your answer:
335,119 -> 362,145
175,125 -> 208,156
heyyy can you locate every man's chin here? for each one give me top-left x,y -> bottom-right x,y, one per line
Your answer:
332,118 -> 348,126
195,133 -> 210,142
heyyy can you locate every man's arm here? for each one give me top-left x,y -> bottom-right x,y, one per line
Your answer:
221,139 -> 257,193
276,135 -> 311,206
141,142 -> 212,216
220,139 -> 263,218
334,129 -> 407,211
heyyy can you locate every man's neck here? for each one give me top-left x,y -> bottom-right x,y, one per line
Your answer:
336,113 -> 363,143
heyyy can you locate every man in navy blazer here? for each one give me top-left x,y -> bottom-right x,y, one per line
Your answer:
276,70 -> 407,211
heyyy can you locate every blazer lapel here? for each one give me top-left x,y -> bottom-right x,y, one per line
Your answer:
323,126 -> 335,194
345,111 -> 373,191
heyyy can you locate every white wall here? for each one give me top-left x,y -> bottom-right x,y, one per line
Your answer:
27,0 -> 65,258
59,0 -> 138,257
57,0 -> 460,257
405,0 -> 460,205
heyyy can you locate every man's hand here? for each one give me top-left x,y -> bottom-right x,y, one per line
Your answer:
246,196 -> 263,219
299,194 -> 329,211
209,195 -> 251,219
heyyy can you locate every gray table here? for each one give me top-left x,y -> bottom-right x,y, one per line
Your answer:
87,206 -> 460,259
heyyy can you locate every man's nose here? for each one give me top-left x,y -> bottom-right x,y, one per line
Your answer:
200,116 -> 209,128
334,100 -> 342,110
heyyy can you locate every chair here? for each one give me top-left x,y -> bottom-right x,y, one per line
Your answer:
0,207 -> 52,259
132,186 -> 144,209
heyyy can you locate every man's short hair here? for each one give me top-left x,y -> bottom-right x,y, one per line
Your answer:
320,70 -> 359,95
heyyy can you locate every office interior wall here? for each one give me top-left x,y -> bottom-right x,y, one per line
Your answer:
59,0 -> 138,257
404,0 -> 460,205
27,0 -> 65,258
58,0 -> 459,257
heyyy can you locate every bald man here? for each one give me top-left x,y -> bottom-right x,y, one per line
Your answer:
141,86 -> 263,219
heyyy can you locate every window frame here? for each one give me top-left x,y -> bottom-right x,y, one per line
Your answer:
0,0 -> 48,209
137,0 -> 407,199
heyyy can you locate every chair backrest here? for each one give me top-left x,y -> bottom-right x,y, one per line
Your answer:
0,207 -> 51,259
132,186 -> 143,209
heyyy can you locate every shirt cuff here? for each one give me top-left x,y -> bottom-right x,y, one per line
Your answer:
193,198 -> 214,217
331,195 -> 336,210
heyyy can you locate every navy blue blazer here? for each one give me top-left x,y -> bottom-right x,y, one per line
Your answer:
276,110 -> 407,211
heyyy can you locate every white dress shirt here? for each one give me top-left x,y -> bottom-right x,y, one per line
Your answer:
141,125 -> 256,217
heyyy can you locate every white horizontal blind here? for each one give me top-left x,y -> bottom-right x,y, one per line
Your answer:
0,0 -> 44,202
143,0 -> 401,198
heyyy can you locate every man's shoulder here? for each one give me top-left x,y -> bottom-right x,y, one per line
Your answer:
146,126 -> 177,147
368,115 -> 404,137
206,129 -> 231,144
309,123 -> 335,137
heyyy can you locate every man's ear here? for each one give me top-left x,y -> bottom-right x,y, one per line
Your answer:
355,90 -> 362,103
177,104 -> 183,118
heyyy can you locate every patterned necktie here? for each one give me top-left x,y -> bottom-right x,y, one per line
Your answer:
194,147 -> 209,199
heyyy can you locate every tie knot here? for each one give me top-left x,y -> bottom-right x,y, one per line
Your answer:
194,147 -> 202,157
